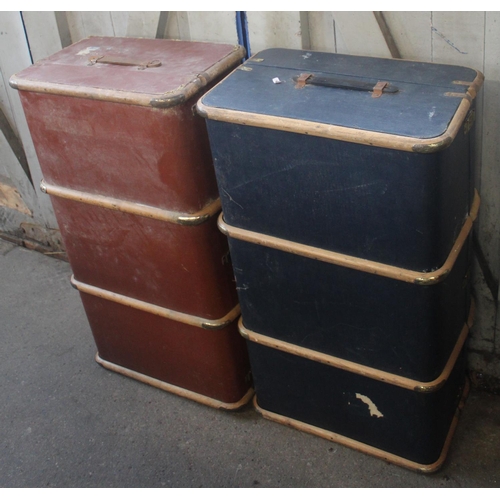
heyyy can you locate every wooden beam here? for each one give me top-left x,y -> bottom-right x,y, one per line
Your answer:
21,12 -> 63,62
0,12 -> 57,228
382,12 -> 432,62
0,105 -> 31,184
373,12 -> 402,58
307,12 -> 336,53
156,12 -> 169,39
332,11 -> 392,57
247,12 -> 303,54
54,12 -> 72,48
185,12 -> 238,44
299,12 -> 311,50
125,12 -> 161,38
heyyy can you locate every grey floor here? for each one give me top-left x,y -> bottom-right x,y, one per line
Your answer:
1,238 -> 500,488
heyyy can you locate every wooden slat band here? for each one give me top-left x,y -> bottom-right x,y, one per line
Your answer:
10,43 -> 246,109
197,69 -> 484,153
96,353 -> 254,410
239,301 -> 474,393
253,379 -> 469,474
71,275 -> 241,330
445,92 -> 472,101
219,190 -> 480,286
40,179 -> 221,226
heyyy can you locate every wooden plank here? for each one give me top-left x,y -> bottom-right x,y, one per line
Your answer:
429,13 -> 495,361
247,12 -> 303,55
21,12 -> 62,62
0,126 -> 38,218
431,12 -> 485,68
431,12 -> 486,242
332,12 -> 391,58
164,11 -> 190,40
55,12 -> 72,48
428,13 -> 499,362
165,12 -> 236,43
109,12 -> 129,37
65,11 -> 86,42
185,12 -> 238,44
430,13 -> 487,258
0,105 -> 31,184
0,67 -> 17,136
155,12 -> 169,39
163,12 -> 180,39
373,12 -> 401,59
78,11 -> 115,37
125,12 -> 161,38
299,12 -> 311,50
0,12 -> 57,228
66,11 -> 115,41
333,16 -> 349,54
109,12 -> 162,38
382,12 -> 432,61
469,259 -> 496,353
66,12 -> 161,42
480,12 -> 500,349
307,12 -> 336,53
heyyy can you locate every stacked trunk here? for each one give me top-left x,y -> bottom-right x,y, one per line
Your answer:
11,37 -> 253,409
198,48 -> 483,471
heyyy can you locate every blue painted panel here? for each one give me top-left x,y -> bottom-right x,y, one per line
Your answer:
207,120 -> 471,271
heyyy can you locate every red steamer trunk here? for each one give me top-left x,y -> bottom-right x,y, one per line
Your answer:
10,36 -> 252,409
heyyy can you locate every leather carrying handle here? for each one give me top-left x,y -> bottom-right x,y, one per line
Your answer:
294,73 -> 398,97
89,55 -> 161,69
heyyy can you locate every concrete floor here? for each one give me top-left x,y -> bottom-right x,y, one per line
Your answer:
1,238 -> 500,488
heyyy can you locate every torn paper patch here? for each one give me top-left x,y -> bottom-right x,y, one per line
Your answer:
355,393 -> 384,418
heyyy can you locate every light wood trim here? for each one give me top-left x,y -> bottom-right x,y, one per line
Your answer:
71,275 -> 240,330
11,79 -> 156,107
96,353 -> 254,410
240,300 -> 474,393
10,42 -> 246,109
41,179 -> 221,226
220,190 -> 479,286
197,61 -> 484,153
253,379 -> 469,474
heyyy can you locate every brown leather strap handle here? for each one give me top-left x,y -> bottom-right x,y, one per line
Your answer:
89,55 -> 161,69
294,73 -> 398,97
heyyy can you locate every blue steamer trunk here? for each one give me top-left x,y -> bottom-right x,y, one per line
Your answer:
198,49 -> 481,271
224,231 -> 473,382
206,121 -> 474,272
247,339 -> 468,470
197,48 -> 483,470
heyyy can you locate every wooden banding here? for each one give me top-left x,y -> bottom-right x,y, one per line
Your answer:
96,353 -> 254,410
197,63 -> 484,153
41,179 -> 221,226
219,190 -> 480,286
253,378 -> 469,474
10,43 -> 246,109
239,301 -> 474,393
71,275 -> 241,330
